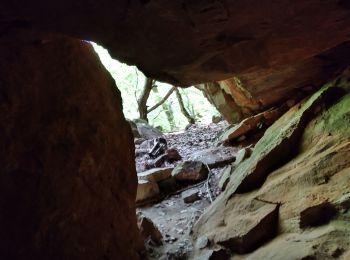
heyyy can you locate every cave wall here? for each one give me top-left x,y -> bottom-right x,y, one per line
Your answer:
0,31 -> 141,259
192,70 -> 350,258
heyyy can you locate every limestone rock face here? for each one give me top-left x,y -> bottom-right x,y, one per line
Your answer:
0,33 -> 141,259
192,71 -> 350,258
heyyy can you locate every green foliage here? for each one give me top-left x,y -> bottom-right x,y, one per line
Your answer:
92,42 -> 220,132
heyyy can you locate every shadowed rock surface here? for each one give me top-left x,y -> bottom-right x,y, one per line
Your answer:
0,33 -> 141,259
3,1 -> 350,121
3,1 -> 350,85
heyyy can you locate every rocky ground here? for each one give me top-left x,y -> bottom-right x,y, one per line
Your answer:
135,121 -> 236,259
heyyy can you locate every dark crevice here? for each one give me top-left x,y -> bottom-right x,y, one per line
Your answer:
299,202 -> 337,229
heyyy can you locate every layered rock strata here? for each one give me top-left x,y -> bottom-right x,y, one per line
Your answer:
193,70 -> 350,259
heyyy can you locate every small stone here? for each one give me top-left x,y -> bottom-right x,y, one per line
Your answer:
196,236 -> 209,249
166,201 -> 174,206
134,137 -> 146,145
170,237 -> 177,242
137,167 -> 173,183
177,229 -> 184,234
136,180 -> 159,202
166,148 -> 182,162
153,154 -> 167,167
138,217 -> 163,246
165,236 -> 177,243
182,189 -> 200,204
212,115 -> 222,124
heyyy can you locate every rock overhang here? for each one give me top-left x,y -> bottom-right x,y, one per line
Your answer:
2,0 -> 350,86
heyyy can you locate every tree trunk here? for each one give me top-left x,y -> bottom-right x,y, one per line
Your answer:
137,77 -> 153,121
152,87 -> 176,130
176,88 -> 195,124
163,101 -> 176,129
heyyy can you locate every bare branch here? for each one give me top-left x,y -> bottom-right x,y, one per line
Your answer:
147,86 -> 176,113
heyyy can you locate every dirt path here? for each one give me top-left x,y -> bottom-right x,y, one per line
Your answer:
136,122 -> 232,259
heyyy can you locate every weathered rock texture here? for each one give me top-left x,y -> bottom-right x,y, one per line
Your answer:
193,71 -> 350,258
219,106 -> 287,143
2,1 -> 350,85
172,161 -> 209,182
0,32 -> 141,259
199,41 -> 350,122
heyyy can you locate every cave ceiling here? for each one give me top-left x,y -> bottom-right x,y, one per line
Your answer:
2,0 -> 350,87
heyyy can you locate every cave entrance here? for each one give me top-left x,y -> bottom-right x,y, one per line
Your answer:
92,43 -> 220,132
92,43 -> 239,258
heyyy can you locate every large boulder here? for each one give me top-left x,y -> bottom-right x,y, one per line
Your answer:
172,161 -> 209,182
0,33 -> 141,259
136,180 -> 160,203
189,147 -> 238,168
135,120 -> 163,140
